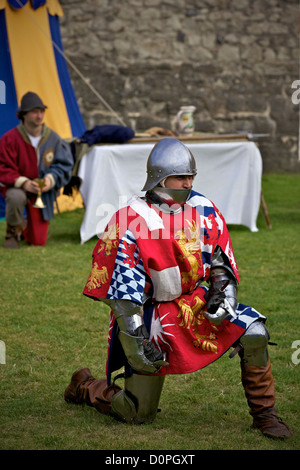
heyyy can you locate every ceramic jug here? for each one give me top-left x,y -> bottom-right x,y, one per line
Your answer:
176,106 -> 196,135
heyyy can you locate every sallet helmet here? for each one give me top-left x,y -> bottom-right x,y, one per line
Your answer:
142,138 -> 197,206
142,138 -> 197,192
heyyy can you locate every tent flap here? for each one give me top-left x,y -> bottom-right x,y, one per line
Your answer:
0,0 -> 85,138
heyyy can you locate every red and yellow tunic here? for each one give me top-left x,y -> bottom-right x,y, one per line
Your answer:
83,192 -> 264,378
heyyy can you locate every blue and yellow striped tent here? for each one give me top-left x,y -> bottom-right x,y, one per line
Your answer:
0,0 -> 86,139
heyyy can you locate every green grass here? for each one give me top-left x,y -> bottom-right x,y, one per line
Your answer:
0,173 -> 299,450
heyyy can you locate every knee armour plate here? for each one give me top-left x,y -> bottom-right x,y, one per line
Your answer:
239,321 -> 270,367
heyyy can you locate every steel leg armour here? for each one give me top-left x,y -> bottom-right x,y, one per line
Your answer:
111,373 -> 165,424
239,321 -> 270,367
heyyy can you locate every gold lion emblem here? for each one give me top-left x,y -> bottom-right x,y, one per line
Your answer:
98,223 -> 119,256
175,220 -> 202,284
177,296 -> 219,354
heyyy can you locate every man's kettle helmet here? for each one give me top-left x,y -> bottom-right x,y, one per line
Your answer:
142,138 -> 197,192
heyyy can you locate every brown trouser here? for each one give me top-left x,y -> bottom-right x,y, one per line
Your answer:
5,187 -> 28,226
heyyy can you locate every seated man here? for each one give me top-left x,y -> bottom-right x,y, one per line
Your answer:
65,138 -> 292,439
0,91 -> 73,248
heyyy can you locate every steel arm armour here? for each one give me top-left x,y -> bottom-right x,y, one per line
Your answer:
102,299 -> 168,374
204,247 -> 238,325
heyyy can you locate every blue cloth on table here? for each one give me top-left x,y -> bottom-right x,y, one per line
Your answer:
80,125 -> 134,146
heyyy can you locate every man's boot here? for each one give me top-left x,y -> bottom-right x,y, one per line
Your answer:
64,368 -> 122,415
3,224 -> 22,249
241,358 -> 292,439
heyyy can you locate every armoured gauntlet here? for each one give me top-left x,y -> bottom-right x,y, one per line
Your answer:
105,299 -> 168,374
204,248 -> 238,326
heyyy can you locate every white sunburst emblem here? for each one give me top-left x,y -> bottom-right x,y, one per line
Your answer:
225,241 -> 237,271
43,149 -> 54,166
150,307 -> 175,352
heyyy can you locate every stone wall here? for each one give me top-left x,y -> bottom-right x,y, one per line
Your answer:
59,0 -> 299,172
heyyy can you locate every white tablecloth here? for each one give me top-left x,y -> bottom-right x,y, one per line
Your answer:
78,141 -> 262,243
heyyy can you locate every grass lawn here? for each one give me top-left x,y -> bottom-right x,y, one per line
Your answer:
0,173 -> 299,451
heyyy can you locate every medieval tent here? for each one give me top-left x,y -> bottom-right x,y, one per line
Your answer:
0,0 -> 86,219
0,0 -> 86,139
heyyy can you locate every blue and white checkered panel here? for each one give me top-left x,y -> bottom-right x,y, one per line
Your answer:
106,229 -> 146,304
231,303 -> 266,329
187,191 -> 224,227
187,191 -> 214,216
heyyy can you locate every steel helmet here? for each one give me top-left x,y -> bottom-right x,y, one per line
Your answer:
142,138 -> 197,192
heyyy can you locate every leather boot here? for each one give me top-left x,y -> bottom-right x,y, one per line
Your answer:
3,224 -> 21,249
64,368 -> 122,415
241,358 -> 292,439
